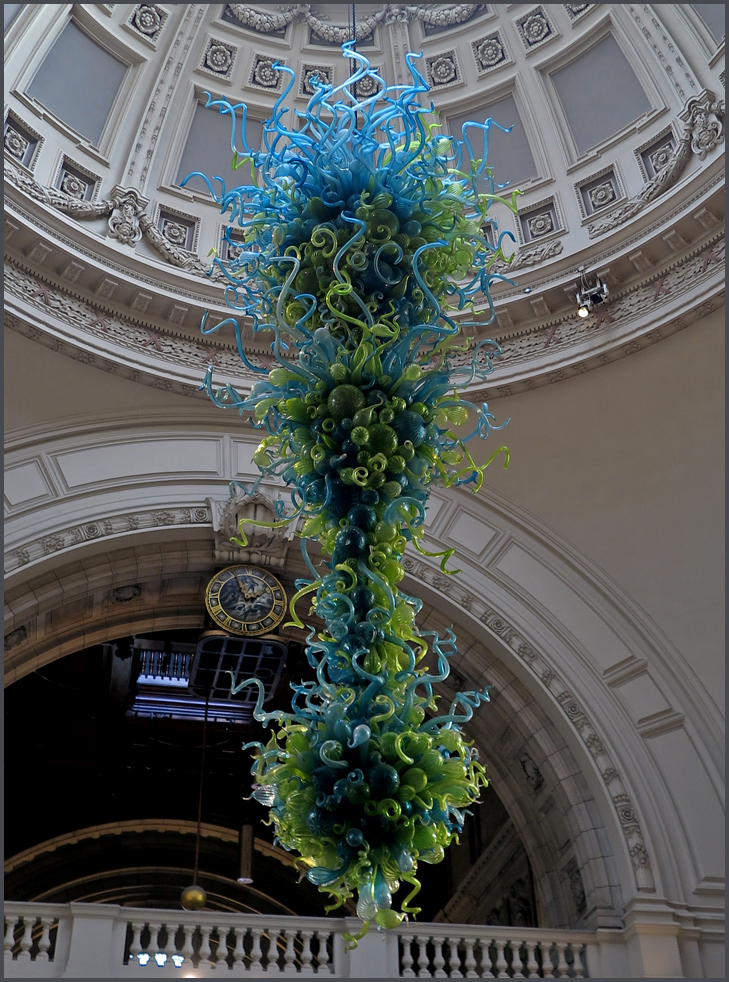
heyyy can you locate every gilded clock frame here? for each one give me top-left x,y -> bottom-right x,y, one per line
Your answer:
204,563 -> 288,637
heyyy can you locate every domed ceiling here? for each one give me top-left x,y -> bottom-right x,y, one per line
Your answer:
4,4 -> 725,400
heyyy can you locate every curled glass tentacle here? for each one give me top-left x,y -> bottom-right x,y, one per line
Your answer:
191,41 -> 517,937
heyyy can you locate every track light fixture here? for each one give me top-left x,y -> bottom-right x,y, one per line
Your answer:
575,266 -> 609,318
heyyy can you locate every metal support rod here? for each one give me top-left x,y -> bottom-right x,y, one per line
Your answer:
351,4 -> 356,79
238,824 -> 254,884
192,691 -> 210,885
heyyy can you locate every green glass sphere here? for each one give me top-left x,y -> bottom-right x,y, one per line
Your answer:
327,384 -> 366,421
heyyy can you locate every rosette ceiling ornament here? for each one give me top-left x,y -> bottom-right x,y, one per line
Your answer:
184,42 -> 519,939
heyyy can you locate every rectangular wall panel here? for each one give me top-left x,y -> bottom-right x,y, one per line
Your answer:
447,510 -> 499,557
646,727 -> 725,886
4,459 -> 54,507
56,439 -> 222,488
495,543 -> 633,671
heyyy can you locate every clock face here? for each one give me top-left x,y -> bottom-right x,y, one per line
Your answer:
205,564 -> 287,636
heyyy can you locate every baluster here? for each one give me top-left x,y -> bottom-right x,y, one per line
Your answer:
147,922 -> 162,966
572,943 -> 584,978
446,937 -> 463,978
283,929 -> 297,974
216,926 -> 230,969
231,926 -> 246,968
432,936 -> 447,977
554,942 -> 569,978
415,933 -> 430,977
401,934 -> 415,977
300,930 -> 314,975
524,941 -> 539,978
510,942 -> 524,978
315,930 -> 331,974
463,938 -> 478,978
36,918 -> 55,962
17,916 -> 36,960
179,925 -> 194,967
481,940 -> 495,979
250,928 -> 264,972
543,942 -> 556,978
5,916 -> 17,962
494,940 -> 509,978
128,922 -> 144,964
199,926 -> 214,969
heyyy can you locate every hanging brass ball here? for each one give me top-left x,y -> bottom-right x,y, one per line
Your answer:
180,884 -> 207,910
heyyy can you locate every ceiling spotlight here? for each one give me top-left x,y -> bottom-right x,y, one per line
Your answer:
575,266 -> 609,318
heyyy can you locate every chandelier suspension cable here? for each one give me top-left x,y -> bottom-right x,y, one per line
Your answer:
351,4 -> 356,81
192,691 -> 210,886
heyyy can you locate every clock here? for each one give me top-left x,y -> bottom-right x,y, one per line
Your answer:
205,564 -> 288,637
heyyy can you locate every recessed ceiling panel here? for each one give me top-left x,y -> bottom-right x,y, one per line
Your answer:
177,102 -> 264,195
27,21 -> 127,145
690,4 -> 725,43
550,34 -> 652,156
4,3 -> 23,33
448,93 -> 537,187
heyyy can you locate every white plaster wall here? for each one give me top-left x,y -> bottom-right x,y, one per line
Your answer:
3,330 -> 209,432
479,305 -> 725,717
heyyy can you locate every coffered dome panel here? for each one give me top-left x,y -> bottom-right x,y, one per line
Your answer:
4,4 -> 725,400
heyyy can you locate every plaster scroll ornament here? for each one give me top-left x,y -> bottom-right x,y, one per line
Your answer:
490,238 -> 563,273
208,488 -> 294,569
180,42 -> 520,940
4,159 -> 114,219
588,90 -> 724,237
107,187 -> 148,246
226,4 -> 487,37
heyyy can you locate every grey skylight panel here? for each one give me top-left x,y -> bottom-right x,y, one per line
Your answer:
4,4 -> 24,33
551,34 -> 652,156
176,103 -> 264,195
26,21 -> 127,146
690,4 -> 725,43
448,94 -> 537,187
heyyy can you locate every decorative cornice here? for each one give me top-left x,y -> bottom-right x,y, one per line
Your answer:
401,554 -> 656,892
3,261 -> 259,379
225,3 -> 487,39
4,225 -> 724,405
5,504 -> 212,576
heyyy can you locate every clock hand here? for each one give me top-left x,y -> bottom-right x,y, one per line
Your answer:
234,572 -> 250,598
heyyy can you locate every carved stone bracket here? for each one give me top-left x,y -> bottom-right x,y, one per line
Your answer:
107,185 -> 148,247
206,489 -> 294,569
588,89 -> 724,237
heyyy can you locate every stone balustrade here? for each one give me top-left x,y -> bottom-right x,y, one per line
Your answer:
3,901 -> 606,977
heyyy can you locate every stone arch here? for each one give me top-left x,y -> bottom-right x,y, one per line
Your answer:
3,530 -> 626,931
4,420 -> 724,948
